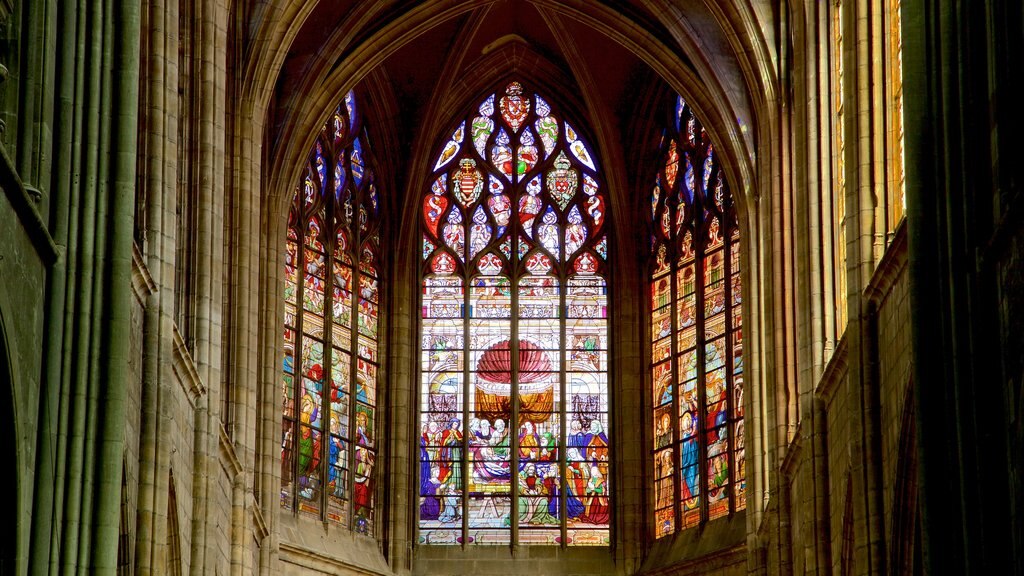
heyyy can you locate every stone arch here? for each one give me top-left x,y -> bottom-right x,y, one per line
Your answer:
260,1 -> 771,227
244,2 -> 783,568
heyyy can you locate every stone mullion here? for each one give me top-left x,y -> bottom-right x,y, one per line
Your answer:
320,149 -> 337,525
559,267 -> 568,547
291,205 -> 306,516
346,150 -> 361,532
818,0 -> 838,354
696,220 -> 709,526
510,240 -> 521,551
668,175 -> 682,534
724,230 -> 736,516
461,230 -> 471,547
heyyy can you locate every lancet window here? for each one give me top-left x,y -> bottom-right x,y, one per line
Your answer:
281,91 -> 381,535
649,96 -> 745,538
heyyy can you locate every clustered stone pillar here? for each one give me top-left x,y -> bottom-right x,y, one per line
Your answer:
23,0 -> 141,573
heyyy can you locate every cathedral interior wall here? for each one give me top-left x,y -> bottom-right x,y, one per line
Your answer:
1,1 -> 1021,575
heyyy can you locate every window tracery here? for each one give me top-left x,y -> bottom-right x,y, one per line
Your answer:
888,0 -> 906,236
649,96 -> 745,538
281,91 -> 380,535
420,81 -> 610,546
831,0 -> 849,337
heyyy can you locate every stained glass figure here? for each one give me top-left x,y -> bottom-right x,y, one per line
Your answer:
282,91 -> 381,535
648,95 -> 743,537
421,81 -> 608,547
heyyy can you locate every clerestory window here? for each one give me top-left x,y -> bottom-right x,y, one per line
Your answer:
419,81 -> 610,546
281,91 -> 381,535
649,96 -> 745,538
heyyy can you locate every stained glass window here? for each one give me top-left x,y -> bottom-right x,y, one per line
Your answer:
649,96 -> 744,538
887,0 -> 905,236
831,0 -> 849,337
281,91 -> 381,535
420,81 -> 610,546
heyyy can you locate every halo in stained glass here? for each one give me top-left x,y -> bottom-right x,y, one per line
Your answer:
434,121 -> 465,171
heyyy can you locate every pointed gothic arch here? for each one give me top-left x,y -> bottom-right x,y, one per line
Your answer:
280,90 -> 383,534
418,80 -> 611,547
648,95 -> 745,537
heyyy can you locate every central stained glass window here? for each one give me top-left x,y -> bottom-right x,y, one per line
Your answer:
419,81 -> 610,546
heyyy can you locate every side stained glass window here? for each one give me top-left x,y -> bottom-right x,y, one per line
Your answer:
649,96 -> 744,539
420,81 -> 610,547
831,0 -> 849,338
887,0 -> 905,236
282,91 -> 381,535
